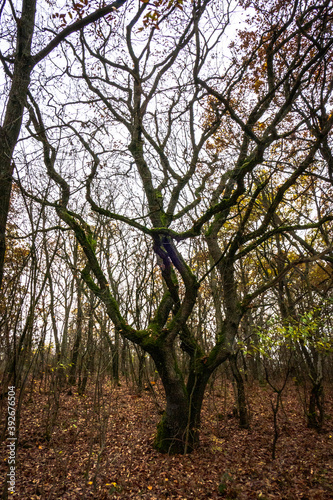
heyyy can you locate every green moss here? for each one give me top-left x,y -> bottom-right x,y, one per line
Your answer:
141,327 -> 159,350
153,413 -> 187,454
86,234 -> 97,250
153,412 -> 168,452
159,210 -> 171,227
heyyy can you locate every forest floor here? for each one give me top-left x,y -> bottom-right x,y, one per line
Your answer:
0,377 -> 332,499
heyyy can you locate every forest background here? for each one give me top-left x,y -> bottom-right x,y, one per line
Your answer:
0,0 -> 333,497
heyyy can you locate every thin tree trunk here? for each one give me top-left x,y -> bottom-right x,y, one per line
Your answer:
229,353 -> 249,428
0,0 -> 37,288
69,278 -> 83,387
79,292 -> 95,395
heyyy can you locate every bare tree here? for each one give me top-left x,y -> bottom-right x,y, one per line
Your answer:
11,0 -> 333,453
0,0 -> 130,288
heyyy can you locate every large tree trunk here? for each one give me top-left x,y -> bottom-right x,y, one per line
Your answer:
186,370 -> 211,450
154,377 -> 210,454
152,347 -> 211,454
152,347 -> 190,454
154,385 -> 190,454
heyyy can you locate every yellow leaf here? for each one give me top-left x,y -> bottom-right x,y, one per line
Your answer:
148,485 -> 153,490
88,481 -> 93,485
254,79 -> 263,92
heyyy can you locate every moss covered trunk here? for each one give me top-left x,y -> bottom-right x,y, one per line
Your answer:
152,348 -> 210,454
154,382 -> 190,454
154,382 -> 209,454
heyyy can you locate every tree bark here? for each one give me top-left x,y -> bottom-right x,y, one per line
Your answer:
78,292 -> 95,395
69,278 -> 83,386
154,371 -> 210,454
151,343 -> 213,454
229,354 -> 249,428
151,347 -> 190,453
0,0 -> 37,287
